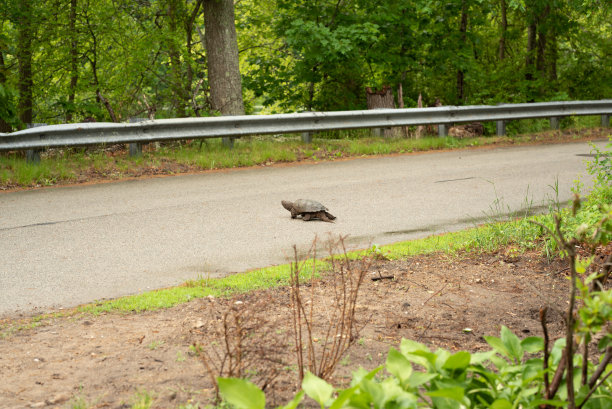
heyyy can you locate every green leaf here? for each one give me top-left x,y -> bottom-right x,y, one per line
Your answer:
328,386 -> 358,409
442,351 -> 471,371
351,366 -> 383,387
386,347 -> 413,385
426,387 -> 465,401
501,326 -> 523,361
400,338 -> 430,354
302,372 -> 334,407
490,399 -> 512,409
278,390 -> 304,409
218,377 -> 266,409
484,335 -> 511,359
409,350 -> 438,368
470,350 -> 496,365
521,336 -> 544,353
360,378 -> 386,409
407,372 -> 437,388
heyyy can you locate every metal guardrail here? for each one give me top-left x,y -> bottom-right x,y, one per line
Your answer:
1,100 -> 610,152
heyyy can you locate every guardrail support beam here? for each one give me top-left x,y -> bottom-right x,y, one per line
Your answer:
438,124 -> 447,137
550,116 -> 560,130
496,120 -> 506,136
222,137 -> 234,149
25,123 -> 46,163
301,132 -> 313,143
603,114 -> 610,128
26,149 -> 41,163
129,142 -> 142,157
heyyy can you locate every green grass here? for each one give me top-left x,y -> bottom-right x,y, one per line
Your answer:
77,258 -> 330,315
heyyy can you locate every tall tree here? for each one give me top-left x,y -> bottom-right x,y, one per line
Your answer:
16,0 -> 34,125
457,0 -> 469,103
67,0 -> 78,122
202,0 -> 244,116
499,0 -> 508,60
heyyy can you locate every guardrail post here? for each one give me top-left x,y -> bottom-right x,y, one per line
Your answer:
602,114 -> 610,128
222,137 -> 235,149
129,143 -> 142,157
371,128 -> 382,137
25,123 -> 47,163
550,116 -> 560,130
496,120 -> 506,136
301,132 -> 313,143
128,118 -> 146,157
438,124 -> 447,137
26,149 -> 41,163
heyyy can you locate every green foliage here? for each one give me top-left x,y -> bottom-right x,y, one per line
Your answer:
2,0 -> 608,123
218,325 -> 611,409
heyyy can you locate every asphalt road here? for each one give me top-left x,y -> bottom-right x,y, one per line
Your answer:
0,141 -> 605,316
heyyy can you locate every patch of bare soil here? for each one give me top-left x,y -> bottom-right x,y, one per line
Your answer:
1,247 -> 609,409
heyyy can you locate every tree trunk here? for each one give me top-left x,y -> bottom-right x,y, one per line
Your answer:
525,21 -> 537,81
67,0 -> 78,122
17,0 -> 34,126
184,0 -> 203,113
166,0 -> 186,118
0,45 -> 12,132
366,86 -> 396,137
499,0 -> 507,61
203,0 -> 244,116
547,31 -> 557,81
536,5 -> 550,74
456,0 -> 468,104
415,93 -> 425,139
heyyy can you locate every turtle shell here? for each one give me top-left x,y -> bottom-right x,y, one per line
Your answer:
293,199 -> 328,213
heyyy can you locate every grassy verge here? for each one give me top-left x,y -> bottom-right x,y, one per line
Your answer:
1,122 -> 607,189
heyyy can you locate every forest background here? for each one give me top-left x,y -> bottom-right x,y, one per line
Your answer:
0,0 -> 610,133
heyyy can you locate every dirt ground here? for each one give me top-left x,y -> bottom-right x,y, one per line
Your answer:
2,244 -> 610,409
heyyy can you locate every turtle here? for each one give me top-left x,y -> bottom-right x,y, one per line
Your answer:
281,199 -> 336,222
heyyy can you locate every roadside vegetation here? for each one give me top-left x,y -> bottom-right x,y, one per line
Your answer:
0,116 -> 606,190
211,141 -> 612,409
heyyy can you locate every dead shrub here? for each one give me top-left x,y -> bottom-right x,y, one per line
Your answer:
191,294 -> 289,398
290,235 -> 370,382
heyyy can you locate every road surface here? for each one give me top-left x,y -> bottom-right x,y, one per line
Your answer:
0,141 -> 604,316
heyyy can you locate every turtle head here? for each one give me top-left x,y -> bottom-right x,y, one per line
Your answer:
281,200 -> 294,211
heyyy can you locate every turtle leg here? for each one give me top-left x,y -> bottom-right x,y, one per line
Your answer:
320,212 -> 335,223
303,213 -> 312,221
290,209 -> 298,219
324,212 -> 336,221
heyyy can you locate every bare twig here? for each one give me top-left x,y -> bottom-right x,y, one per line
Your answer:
371,275 -> 394,281
422,283 -> 449,306
578,370 -> 612,409
588,346 -> 612,390
289,235 -> 368,381
540,307 -> 551,399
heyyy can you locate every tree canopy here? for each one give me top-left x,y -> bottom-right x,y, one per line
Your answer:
0,0 -> 609,129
